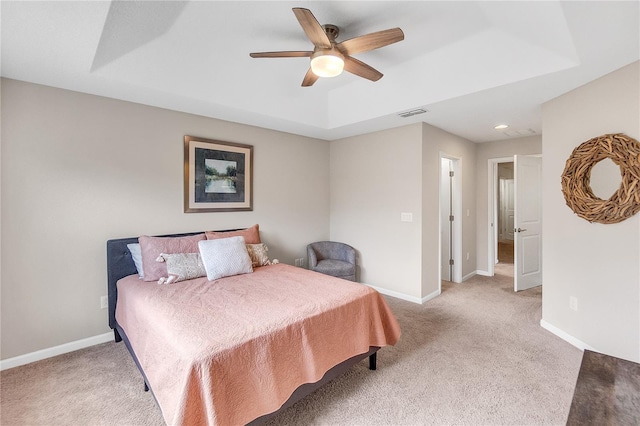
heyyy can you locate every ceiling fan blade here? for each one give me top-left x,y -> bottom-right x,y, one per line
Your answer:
250,51 -> 313,58
293,8 -> 331,48
343,56 -> 383,82
337,28 -> 404,56
302,68 -> 319,87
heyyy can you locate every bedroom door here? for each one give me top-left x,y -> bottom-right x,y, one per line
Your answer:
514,155 -> 542,291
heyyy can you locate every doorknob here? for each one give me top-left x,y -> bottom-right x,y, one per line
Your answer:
514,227 -> 527,233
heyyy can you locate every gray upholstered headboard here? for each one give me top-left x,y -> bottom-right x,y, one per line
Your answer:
106,231 -> 207,332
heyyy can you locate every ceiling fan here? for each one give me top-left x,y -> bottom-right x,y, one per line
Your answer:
250,8 -> 404,87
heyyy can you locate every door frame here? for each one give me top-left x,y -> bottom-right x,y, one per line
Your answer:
439,152 -> 462,288
487,157 -> 514,277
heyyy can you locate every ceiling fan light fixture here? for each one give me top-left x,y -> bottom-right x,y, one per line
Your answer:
310,50 -> 344,78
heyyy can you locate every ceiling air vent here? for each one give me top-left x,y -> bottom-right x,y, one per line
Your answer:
398,108 -> 428,118
503,128 -> 536,137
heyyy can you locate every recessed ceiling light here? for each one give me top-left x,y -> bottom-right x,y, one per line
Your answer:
494,124 -> 509,130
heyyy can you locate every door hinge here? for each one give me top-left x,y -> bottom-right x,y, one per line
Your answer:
449,259 -> 454,265
449,215 -> 454,222
449,171 -> 454,177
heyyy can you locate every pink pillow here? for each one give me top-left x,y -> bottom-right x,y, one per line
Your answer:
205,224 -> 261,244
139,234 -> 205,282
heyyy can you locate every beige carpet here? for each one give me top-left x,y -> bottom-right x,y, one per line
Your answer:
1,258 -> 583,425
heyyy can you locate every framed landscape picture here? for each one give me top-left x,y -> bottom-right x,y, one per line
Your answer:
184,136 -> 253,212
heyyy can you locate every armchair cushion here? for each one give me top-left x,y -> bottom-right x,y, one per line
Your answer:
313,259 -> 355,277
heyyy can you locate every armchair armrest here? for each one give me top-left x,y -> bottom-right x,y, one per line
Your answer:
307,245 -> 319,268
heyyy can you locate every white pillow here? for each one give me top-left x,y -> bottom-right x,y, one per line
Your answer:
198,236 -> 253,281
127,243 -> 144,278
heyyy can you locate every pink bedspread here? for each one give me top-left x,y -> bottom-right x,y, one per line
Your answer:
115,263 -> 400,426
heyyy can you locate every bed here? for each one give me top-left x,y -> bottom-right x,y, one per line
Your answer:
107,229 -> 401,425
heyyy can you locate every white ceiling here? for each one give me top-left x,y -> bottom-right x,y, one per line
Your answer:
1,1 -> 639,143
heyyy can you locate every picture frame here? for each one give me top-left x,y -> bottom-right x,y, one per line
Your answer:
184,135 -> 253,212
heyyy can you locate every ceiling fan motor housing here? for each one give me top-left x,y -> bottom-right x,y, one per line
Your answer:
322,24 -> 340,42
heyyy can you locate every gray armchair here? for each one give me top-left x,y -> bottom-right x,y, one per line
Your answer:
307,241 -> 357,282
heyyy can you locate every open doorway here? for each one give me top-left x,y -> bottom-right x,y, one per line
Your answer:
488,157 -> 515,279
488,156 -> 543,291
497,162 -> 515,269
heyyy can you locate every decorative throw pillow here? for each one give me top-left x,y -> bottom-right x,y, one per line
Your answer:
198,236 -> 253,281
139,234 -> 206,282
127,243 -> 144,278
205,224 -> 261,244
246,243 -> 271,268
155,252 -> 207,284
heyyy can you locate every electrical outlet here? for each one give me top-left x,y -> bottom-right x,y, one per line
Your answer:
466,252 -> 470,261
100,295 -> 108,310
569,296 -> 578,311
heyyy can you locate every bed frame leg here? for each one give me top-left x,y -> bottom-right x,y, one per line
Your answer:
369,352 -> 377,370
113,329 -> 122,343
144,381 -> 149,392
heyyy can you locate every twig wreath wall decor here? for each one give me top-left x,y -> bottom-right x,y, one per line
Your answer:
561,133 -> 640,224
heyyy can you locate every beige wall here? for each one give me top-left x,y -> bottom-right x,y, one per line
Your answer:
541,61 -> 640,362
1,78 -> 330,359
475,136 -> 542,274
329,124 -> 424,299
329,122 -> 476,301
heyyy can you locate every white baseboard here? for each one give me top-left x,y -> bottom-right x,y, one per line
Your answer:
540,319 -> 595,352
0,332 -> 114,371
365,284 -> 440,305
421,289 -> 440,304
462,271 -> 478,281
476,270 -> 491,277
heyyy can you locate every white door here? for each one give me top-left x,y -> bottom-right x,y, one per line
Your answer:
440,158 -> 452,281
514,155 -> 542,291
